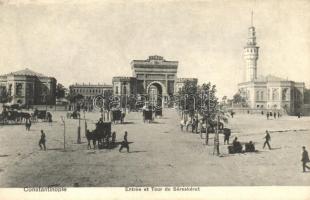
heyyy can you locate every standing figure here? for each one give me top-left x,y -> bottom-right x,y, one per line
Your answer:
180,119 -> 185,131
301,146 -> 310,172
111,132 -> 116,147
230,111 -> 234,118
277,112 -> 280,118
119,131 -> 129,153
191,118 -> 196,133
267,112 -> 269,120
25,119 -> 31,131
27,119 -> 32,131
39,130 -> 46,151
263,130 -> 271,150
223,128 -> 231,145
273,112 -> 276,119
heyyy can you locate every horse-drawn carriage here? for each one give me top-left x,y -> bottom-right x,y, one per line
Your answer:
154,107 -> 162,117
143,109 -> 153,123
67,110 -> 80,119
32,109 -> 52,122
111,109 -> 125,124
86,120 -> 112,149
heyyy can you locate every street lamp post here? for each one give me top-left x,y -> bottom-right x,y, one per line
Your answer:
213,111 -> 220,156
84,110 -> 87,137
61,116 -> 66,151
77,112 -> 81,144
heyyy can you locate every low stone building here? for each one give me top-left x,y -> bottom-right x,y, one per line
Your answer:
69,83 -> 113,99
0,68 -> 56,105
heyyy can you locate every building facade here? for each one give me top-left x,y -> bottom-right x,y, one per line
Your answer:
112,55 -> 197,106
0,68 -> 57,105
238,21 -> 304,114
69,83 -> 113,99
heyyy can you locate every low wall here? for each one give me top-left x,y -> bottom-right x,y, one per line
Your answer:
302,104 -> 310,116
27,105 -> 68,111
227,107 -> 287,115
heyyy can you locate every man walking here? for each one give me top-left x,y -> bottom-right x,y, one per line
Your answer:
223,128 -> 231,145
119,131 -> 129,153
301,146 -> 310,172
263,130 -> 271,150
39,130 -> 46,151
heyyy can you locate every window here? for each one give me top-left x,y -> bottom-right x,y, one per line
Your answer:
16,83 -> 23,96
272,88 -> 279,101
115,86 -> 119,94
256,91 -> 260,101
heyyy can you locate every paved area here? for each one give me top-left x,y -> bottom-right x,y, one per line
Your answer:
0,109 -> 310,187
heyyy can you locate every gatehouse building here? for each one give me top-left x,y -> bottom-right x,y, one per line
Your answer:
112,55 -> 197,106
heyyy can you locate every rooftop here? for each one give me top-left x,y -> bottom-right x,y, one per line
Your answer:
3,68 -> 50,78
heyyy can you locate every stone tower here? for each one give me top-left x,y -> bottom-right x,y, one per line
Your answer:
244,12 -> 259,82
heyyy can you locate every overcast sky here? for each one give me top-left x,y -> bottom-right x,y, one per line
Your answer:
0,0 -> 309,98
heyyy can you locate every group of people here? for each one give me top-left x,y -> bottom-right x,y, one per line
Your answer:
180,116 -> 203,133
231,130 -> 271,153
265,111 -> 281,120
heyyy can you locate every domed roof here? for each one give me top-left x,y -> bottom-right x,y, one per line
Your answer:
6,68 -> 48,78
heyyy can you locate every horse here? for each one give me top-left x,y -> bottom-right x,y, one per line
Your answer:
207,119 -> 224,130
19,112 -> 31,122
86,129 -> 98,149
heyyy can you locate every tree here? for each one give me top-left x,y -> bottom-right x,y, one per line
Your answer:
233,92 -> 247,106
56,83 -> 66,99
103,90 -> 113,110
0,86 -> 12,103
178,81 -> 219,119
178,80 -> 198,116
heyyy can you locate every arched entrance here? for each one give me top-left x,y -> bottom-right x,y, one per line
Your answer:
147,82 -> 164,108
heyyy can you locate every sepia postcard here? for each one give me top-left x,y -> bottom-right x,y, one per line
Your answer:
0,0 -> 309,199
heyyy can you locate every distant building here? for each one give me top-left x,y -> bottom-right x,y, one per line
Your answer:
112,55 -> 197,106
175,78 -> 198,93
69,83 -> 113,99
0,68 -> 56,105
238,16 -> 305,114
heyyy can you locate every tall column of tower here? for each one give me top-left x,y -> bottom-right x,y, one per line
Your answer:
243,14 -> 259,82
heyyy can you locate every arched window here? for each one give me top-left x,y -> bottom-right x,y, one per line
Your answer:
256,91 -> 260,100
16,83 -> 23,96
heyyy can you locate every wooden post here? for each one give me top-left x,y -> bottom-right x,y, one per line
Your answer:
77,114 -> 81,144
213,114 -> 220,156
61,116 -> 66,151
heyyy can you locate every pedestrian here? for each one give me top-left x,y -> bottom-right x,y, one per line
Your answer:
194,117 -> 199,134
263,130 -> 271,150
231,111 -> 234,118
111,131 -> 116,147
267,112 -> 269,120
301,146 -> 310,172
261,110 -> 264,115
273,112 -> 276,119
223,128 -> 231,145
180,119 -> 185,132
27,118 -> 31,131
39,130 -> 46,151
191,118 -> 196,133
25,119 -> 29,131
119,131 -> 129,153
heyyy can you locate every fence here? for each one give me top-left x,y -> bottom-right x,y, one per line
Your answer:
27,105 -> 68,111
227,107 -> 287,115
